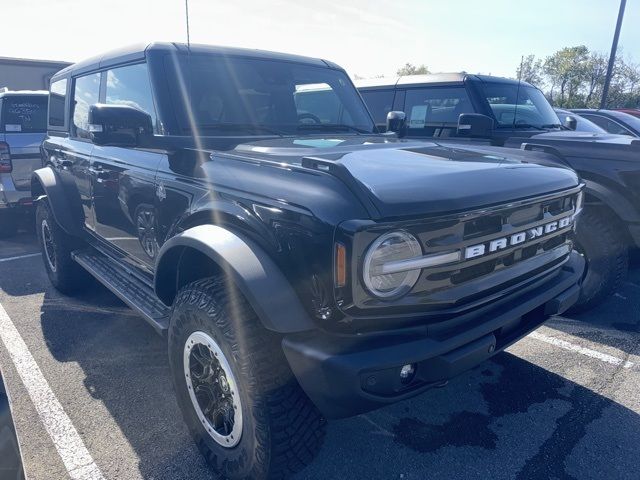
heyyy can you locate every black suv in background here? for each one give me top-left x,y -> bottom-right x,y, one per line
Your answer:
33,44 -> 583,480
358,74 -> 640,310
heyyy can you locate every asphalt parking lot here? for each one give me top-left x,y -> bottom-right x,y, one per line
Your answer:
0,232 -> 639,480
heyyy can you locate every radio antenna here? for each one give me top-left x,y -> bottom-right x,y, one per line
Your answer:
185,0 -> 191,51
513,55 -> 524,129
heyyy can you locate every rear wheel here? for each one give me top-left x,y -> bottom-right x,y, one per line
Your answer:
0,210 -> 18,239
168,277 -> 325,480
36,201 -> 91,294
570,209 -> 628,312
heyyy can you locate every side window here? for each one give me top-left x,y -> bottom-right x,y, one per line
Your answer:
105,63 -> 158,132
49,78 -> 67,127
72,73 -> 100,139
404,87 -> 472,133
583,115 -> 632,136
360,90 -> 395,130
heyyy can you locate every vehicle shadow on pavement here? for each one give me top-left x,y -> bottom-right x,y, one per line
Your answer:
38,283 -> 640,480
38,287 -> 217,480
547,266 -> 640,354
299,352 -> 640,480
0,253 -> 46,297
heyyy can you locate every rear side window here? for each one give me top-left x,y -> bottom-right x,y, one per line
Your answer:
1,95 -> 48,133
105,63 -> 158,132
72,73 -> 101,139
360,90 -> 395,130
49,79 -> 67,127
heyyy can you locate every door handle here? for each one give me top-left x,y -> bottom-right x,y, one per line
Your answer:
88,166 -> 110,181
60,159 -> 73,168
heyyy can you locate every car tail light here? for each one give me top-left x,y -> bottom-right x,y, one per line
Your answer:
0,142 -> 11,173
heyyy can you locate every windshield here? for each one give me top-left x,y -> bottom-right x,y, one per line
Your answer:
169,55 -> 375,135
482,83 -> 560,129
1,95 -> 48,133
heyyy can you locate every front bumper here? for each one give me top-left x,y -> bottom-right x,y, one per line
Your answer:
282,252 -> 584,419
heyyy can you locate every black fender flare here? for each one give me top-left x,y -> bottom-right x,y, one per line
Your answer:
30,167 -> 83,236
155,224 -> 316,334
582,179 -> 640,224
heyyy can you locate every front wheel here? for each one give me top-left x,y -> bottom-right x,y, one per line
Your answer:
570,209 -> 628,312
168,277 -> 325,480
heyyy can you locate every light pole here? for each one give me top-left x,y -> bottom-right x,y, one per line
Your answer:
600,0 -> 626,109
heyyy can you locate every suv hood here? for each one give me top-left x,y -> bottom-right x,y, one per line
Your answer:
232,136 -> 579,218
530,130 -> 639,145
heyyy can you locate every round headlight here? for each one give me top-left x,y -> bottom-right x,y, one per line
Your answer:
363,231 -> 422,299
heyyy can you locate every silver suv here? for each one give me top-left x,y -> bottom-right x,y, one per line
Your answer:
0,89 -> 48,237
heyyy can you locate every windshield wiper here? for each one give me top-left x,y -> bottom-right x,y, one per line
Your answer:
192,123 -> 286,136
513,123 -> 546,131
297,123 -> 371,134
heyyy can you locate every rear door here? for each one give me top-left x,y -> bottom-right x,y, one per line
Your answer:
91,62 -> 163,271
0,94 -> 48,191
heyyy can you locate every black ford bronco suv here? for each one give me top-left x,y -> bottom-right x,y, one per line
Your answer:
358,74 -> 640,311
33,44 -> 584,479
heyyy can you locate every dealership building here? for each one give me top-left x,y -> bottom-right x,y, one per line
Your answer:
0,56 -> 71,91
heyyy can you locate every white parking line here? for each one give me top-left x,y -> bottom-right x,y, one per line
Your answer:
529,330 -> 635,369
0,253 -> 41,263
0,302 -> 105,480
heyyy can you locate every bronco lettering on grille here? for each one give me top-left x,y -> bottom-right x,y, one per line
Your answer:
464,216 -> 573,260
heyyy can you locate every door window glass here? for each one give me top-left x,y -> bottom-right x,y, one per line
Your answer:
582,115 -> 633,136
404,87 -> 472,130
49,79 -> 67,127
360,90 -> 395,130
105,63 -> 158,132
72,73 -> 100,139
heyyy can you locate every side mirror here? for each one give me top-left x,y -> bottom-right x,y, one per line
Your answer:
88,103 -> 153,147
386,111 -> 406,138
457,113 -> 494,138
564,115 -> 577,131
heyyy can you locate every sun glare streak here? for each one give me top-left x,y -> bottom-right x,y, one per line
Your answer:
168,50 -> 249,345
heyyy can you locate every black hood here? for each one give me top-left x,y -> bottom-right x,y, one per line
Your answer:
231,136 -> 580,218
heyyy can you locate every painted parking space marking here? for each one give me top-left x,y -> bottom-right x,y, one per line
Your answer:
529,330 -> 635,369
0,302 -> 105,480
0,253 -> 41,263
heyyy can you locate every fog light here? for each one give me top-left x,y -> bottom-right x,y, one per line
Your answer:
399,363 -> 416,384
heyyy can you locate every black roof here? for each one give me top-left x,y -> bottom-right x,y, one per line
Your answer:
355,73 -> 535,89
53,42 -> 338,80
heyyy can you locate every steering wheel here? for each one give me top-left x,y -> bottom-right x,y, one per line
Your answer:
298,113 -> 322,125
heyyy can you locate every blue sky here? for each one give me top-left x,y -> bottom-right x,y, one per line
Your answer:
2,0 -> 638,79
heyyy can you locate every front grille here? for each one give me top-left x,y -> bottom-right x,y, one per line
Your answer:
347,187 -> 581,316
416,193 -> 578,296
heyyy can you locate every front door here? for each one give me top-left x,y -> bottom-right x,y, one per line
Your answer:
90,62 -> 163,270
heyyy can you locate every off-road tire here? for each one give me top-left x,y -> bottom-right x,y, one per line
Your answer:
35,201 -> 91,294
0,210 -> 19,239
168,277 -> 326,480
571,209 -> 628,312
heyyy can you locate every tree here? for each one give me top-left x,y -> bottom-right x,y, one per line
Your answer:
543,46 -> 589,107
397,63 -> 430,76
583,52 -> 608,107
516,55 -> 543,86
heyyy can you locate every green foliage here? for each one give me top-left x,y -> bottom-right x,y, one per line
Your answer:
517,46 -> 639,108
397,63 -> 430,76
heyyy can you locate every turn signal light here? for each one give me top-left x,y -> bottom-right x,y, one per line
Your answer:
335,243 -> 347,288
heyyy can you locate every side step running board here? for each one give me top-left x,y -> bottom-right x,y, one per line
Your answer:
72,249 -> 170,335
